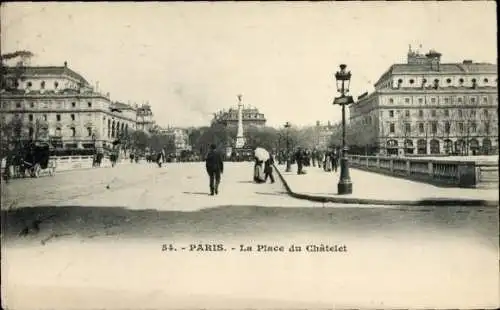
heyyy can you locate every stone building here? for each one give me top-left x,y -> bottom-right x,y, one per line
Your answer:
349,48 -> 498,156
211,105 -> 266,128
158,127 -> 191,155
0,62 -> 155,151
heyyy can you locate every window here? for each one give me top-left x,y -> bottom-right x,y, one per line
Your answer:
418,110 -> 424,117
405,110 -> 410,117
28,127 -> 34,138
389,110 -> 394,117
87,127 -> 92,137
446,78 -> 452,84
444,109 -> 449,117
431,122 -> 438,134
423,78 -> 427,84
71,114 -> 75,121
431,110 -> 437,117
431,97 -> 436,104
389,123 -> 395,133
458,122 -> 464,132
471,122 -> 477,133
43,114 -> 47,121
484,109 -> 489,117
445,122 -> 451,134
70,127 -> 76,137
470,110 -> 476,117
444,98 -> 449,104
16,102 -> 21,108
419,123 -> 425,133
459,78 -> 464,84
30,102 -> 34,108
389,98 -> 394,104
458,110 -> 463,117
88,102 -> 92,108
404,123 -> 411,134
484,78 -> 489,83
433,79 -> 439,88
457,97 -> 463,103
409,79 -> 415,84
28,114 -> 33,122
27,81 -> 32,87
418,98 -> 423,104
471,78 -> 477,83
405,98 -> 410,103
55,127 -> 62,136
483,97 -> 488,103
56,114 -> 61,121
54,81 -> 59,89
41,81 -> 45,89
470,97 -> 476,104
72,102 -> 76,108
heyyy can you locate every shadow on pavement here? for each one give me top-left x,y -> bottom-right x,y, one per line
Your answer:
1,205 -> 498,248
182,191 -> 211,196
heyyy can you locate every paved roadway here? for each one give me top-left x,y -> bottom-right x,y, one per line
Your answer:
1,162 -> 499,309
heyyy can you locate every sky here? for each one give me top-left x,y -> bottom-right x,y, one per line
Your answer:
1,2 -> 497,128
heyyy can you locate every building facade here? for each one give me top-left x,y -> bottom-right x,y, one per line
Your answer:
349,48 -> 498,156
159,127 -> 191,155
0,62 -> 155,151
314,120 -> 337,150
211,105 -> 266,128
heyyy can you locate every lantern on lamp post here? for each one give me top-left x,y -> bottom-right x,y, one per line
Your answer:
333,64 -> 354,194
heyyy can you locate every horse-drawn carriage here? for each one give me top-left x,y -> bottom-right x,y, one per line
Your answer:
21,141 -> 57,178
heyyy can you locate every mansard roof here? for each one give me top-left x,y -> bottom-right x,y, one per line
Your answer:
4,65 -> 90,85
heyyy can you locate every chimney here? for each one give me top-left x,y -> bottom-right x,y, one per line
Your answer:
64,61 -> 68,67
463,60 -> 473,64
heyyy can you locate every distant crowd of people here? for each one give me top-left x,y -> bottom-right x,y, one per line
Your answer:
276,147 -> 340,175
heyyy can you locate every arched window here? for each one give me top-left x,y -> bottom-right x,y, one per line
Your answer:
417,139 -> 427,155
409,79 -> 415,84
70,127 -> 76,137
87,127 -> 92,137
55,127 -> 62,136
446,78 -> 452,84
430,139 -> 440,154
54,81 -> 59,89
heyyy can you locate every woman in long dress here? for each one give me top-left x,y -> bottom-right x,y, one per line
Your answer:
253,157 -> 265,183
324,152 -> 332,172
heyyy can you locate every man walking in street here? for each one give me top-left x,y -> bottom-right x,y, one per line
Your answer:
264,153 -> 275,183
205,144 -> 224,195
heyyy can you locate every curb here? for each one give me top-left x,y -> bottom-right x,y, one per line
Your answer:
272,164 -> 499,207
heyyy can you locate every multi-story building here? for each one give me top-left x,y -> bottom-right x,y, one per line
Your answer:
0,62 -> 155,151
159,127 -> 191,155
211,105 -> 266,128
349,48 -> 498,156
136,103 -> 155,132
314,120 -> 338,150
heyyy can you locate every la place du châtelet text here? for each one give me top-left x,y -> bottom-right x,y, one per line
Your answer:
162,243 -> 348,253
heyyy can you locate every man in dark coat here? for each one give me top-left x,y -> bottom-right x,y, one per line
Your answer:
264,153 -> 275,183
205,144 -> 224,195
294,147 -> 305,175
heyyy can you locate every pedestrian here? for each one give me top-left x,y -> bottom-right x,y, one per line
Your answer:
205,144 -> 224,195
294,147 -> 305,175
263,153 -> 275,183
332,149 -> 338,172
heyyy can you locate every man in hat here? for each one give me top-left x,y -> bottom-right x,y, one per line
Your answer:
205,143 -> 224,195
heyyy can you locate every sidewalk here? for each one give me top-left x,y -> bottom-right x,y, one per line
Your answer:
274,163 -> 499,206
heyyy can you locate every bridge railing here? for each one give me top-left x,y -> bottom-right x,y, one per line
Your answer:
348,155 -> 498,189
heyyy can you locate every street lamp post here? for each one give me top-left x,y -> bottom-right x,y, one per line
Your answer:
284,121 -> 292,172
333,64 -> 354,195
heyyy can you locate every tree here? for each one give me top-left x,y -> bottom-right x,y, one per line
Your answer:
0,115 -> 25,158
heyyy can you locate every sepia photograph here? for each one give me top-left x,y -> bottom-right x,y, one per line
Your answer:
1,2 -> 498,309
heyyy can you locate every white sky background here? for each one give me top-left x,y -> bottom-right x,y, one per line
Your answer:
1,2 -> 497,128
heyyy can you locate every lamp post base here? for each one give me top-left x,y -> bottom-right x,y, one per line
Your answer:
337,156 -> 353,195
337,181 -> 353,195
